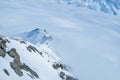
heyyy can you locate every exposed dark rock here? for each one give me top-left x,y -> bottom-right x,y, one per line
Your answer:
5,39 -> 10,43
10,62 -> 23,76
8,48 -> 39,78
8,48 -> 21,60
27,73 -> 35,79
59,71 -> 66,79
53,62 -> 68,71
3,69 -> 10,76
66,75 -> 75,80
11,38 -> 20,41
10,38 -> 26,44
8,48 -> 23,76
20,63 -> 39,78
59,71 -> 78,80
0,36 -> 7,58
19,40 -> 26,44
47,60 -> 50,62
27,45 -> 42,55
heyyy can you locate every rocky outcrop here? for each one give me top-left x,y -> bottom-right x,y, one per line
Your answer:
59,71 -> 78,80
53,62 -> 68,71
59,71 -> 65,79
3,69 -> 10,76
8,48 -> 39,78
19,40 -> 26,44
53,62 -> 78,80
20,63 -> 39,78
10,38 -> 27,44
66,75 -> 78,80
0,36 -> 7,58
8,48 -> 23,76
27,45 -> 42,55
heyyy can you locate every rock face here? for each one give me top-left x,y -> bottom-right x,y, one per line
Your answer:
52,62 -> 78,80
59,71 -> 78,80
0,36 -> 7,58
8,48 -> 39,78
53,62 -> 68,71
20,63 -> 39,78
8,48 -> 23,76
27,45 -> 42,55
3,69 -> 10,76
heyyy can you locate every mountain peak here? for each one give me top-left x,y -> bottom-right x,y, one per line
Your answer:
34,28 -> 40,31
28,28 -> 42,37
16,28 -> 52,44
31,28 -> 43,33
32,28 -> 40,33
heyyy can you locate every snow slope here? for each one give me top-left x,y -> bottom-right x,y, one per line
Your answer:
0,35 -> 77,80
0,0 -> 120,80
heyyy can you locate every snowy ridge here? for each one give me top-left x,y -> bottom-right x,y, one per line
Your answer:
58,0 -> 120,15
0,35 -> 77,80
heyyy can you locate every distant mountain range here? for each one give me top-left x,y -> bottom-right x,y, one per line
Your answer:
57,0 -> 120,15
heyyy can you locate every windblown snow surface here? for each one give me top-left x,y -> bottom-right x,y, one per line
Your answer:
0,0 -> 120,80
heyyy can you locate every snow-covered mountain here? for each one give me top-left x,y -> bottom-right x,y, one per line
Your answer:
0,35 -> 77,80
0,0 -> 120,80
16,28 -> 52,44
58,0 -> 120,15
